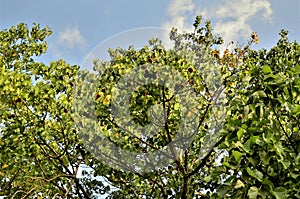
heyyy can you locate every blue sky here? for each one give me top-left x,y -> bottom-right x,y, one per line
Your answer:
1,0 -> 299,67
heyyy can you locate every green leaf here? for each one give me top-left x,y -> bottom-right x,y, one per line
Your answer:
293,105 -> 300,116
262,178 -> 274,188
232,150 -> 244,162
272,187 -> 287,199
246,167 -> 263,182
294,63 -> 300,74
234,179 -> 245,189
262,65 -> 272,74
248,186 -> 259,199
237,128 -> 245,141
252,90 -> 267,98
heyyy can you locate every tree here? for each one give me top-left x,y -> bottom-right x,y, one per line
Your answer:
0,17 -> 299,199
0,23 -> 108,198
74,16 -> 227,199
79,17 -> 300,199
209,29 -> 300,198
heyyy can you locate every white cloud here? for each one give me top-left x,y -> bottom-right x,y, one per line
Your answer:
47,26 -> 86,63
58,26 -> 85,48
163,0 -> 195,32
162,0 -> 196,48
163,0 -> 273,51
199,0 -> 272,47
208,0 -> 272,20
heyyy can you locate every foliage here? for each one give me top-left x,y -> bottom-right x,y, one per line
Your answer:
0,17 -> 299,199
210,29 -> 300,199
0,23 -> 108,198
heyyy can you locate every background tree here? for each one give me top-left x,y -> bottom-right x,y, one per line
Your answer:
209,29 -> 300,199
0,23 -> 108,198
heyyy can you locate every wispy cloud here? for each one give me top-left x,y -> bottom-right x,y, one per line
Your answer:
162,0 -> 196,48
58,26 -> 85,48
200,0 -> 272,46
48,26 -> 86,63
163,0 -> 273,50
163,0 -> 195,32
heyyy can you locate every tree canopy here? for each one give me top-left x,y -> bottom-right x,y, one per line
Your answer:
0,17 -> 299,198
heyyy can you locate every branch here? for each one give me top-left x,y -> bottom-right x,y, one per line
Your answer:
187,134 -> 226,178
